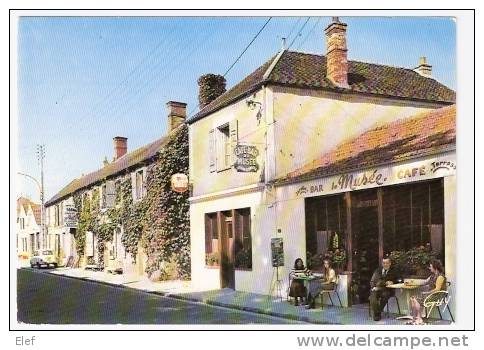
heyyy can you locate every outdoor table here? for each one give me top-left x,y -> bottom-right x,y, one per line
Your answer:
387,282 -> 425,320
291,274 -> 323,303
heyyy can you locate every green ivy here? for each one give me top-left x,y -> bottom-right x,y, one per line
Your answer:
70,124 -> 190,280
141,124 -> 190,280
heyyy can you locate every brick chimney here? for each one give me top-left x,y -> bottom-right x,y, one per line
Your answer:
324,17 -> 349,88
197,74 -> 226,108
113,136 -> 127,161
166,101 -> 187,132
414,56 -> 432,77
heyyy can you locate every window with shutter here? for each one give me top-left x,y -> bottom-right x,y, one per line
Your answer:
106,180 -> 116,208
229,119 -> 238,166
209,129 -> 216,173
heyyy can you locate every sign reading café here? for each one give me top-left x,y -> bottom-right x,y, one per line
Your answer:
290,155 -> 456,198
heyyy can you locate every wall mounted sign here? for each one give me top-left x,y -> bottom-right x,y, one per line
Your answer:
292,155 -> 456,198
63,204 -> 78,228
234,144 -> 259,172
171,173 -> 189,193
271,237 -> 284,267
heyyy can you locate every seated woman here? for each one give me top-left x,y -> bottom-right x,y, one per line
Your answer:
408,259 -> 447,325
289,258 -> 310,306
306,258 -> 337,309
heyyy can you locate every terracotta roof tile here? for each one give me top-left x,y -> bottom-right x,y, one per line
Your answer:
45,136 -> 169,206
188,51 -> 455,123
276,104 -> 456,184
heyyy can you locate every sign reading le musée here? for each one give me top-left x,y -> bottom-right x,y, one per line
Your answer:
234,144 -> 259,172
294,156 -> 456,197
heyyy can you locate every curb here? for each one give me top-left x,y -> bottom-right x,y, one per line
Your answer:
43,269 -> 333,324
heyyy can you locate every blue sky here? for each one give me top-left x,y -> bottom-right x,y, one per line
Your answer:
17,16 -> 456,201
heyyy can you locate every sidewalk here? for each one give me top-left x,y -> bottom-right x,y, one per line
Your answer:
47,267 -> 451,326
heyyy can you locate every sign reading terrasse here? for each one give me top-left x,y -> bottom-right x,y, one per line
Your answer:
290,155 -> 456,198
234,144 -> 259,172
63,204 -> 78,228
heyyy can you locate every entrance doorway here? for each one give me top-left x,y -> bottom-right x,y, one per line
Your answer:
219,211 -> 235,289
351,189 -> 380,304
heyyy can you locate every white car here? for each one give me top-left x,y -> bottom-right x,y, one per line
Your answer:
30,250 -> 58,268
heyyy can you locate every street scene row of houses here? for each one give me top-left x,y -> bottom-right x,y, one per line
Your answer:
17,18 -> 456,318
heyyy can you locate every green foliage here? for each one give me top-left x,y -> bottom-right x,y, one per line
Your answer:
141,125 -> 191,279
70,125 -> 190,280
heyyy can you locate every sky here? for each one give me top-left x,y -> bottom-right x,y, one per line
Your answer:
16,16 -> 456,202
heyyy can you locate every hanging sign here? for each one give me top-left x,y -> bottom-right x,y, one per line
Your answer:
234,144 -> 259,172
171,173 -> 189,193
63,204 -> 78,228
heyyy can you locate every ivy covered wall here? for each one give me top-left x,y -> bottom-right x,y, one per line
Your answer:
69,124 -> 190,280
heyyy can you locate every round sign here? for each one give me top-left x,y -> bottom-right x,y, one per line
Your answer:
171,173 -> 189,193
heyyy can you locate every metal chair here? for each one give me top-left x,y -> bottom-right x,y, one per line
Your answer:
368,294 -> 401,318
424,281 -> 454,322
320,277 -> 343,308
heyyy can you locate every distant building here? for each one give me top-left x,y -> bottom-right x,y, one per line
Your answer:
45,101 -> 187,276
16,197 -> 42,260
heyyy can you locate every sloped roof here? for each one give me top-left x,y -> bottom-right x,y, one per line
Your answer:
45,136 -> 169,206
188,51 -> 456,123
275,104 -> 456,185
17,197 -> 41,224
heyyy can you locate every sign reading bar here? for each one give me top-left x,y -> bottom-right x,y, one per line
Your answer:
271,237 -> 284,267
171,173 -> 189,193
234,144 -> 259,172
63,204 -> 78,228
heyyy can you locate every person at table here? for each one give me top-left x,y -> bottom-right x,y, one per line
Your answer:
369,257 -> 399,321
306,258 -> 337,309
407,259 -> 447,325
289,258 -> 309,306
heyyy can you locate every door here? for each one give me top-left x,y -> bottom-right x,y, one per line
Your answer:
351,189 -> 380,304
219,211 -> 235,289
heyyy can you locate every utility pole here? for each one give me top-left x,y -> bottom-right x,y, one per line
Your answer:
36,145 -> 46,249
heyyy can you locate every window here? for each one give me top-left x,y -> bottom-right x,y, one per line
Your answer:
234,208 -> 252,269
305,195 -> 347,272
218,124 -> 231,170
54,205 -> 60,226
135,170 -> 144,200
101,181 -> 116,208
209,120 -> 238,172
383,179 -> 444,259
19,218 -> 25,230
205,213 -> 219,266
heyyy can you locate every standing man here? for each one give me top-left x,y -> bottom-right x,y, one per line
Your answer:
369,257 -> 399,321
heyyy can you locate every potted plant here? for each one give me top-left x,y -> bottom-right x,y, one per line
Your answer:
234,248 -> 252,269
205,252 -> 219,266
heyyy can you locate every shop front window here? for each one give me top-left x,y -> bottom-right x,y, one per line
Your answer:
305,194 -> 347,272
204,213 -> 219,266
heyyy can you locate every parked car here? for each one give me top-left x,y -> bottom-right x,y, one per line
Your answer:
30,250 -> 58,268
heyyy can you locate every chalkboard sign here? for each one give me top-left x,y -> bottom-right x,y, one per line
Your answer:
271,237 -> 284,267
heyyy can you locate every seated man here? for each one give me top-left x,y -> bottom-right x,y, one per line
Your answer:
369,257 -> 399,321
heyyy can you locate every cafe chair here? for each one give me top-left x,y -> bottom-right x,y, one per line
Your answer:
368,294 -> 401,318
320,277 -> 343,308
424,281 -> 454,323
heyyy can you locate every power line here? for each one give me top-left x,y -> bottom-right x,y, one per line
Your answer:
223,17 -> 272,77
296,17 -> 322,50
288,17 -> 311,50
77,24 -> 179,123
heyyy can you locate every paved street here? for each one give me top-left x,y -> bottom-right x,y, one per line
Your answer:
17,268 -> 301,324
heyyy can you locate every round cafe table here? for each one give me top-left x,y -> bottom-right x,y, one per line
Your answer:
387,282 -> 425,320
